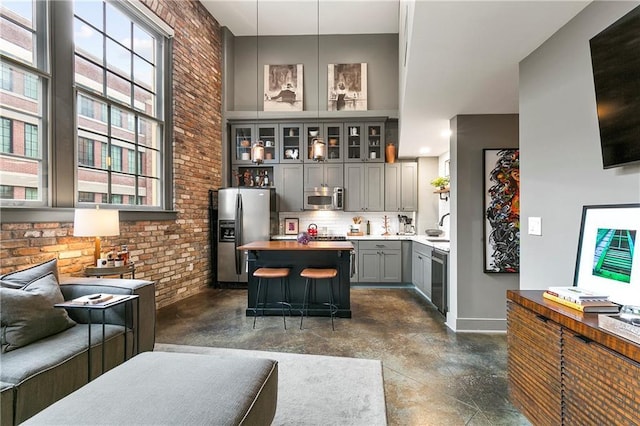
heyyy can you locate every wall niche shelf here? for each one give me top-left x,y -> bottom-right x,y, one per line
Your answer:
434,187 -> 450,201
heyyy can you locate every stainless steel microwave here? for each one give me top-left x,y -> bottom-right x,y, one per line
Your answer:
304,187 -> 344,210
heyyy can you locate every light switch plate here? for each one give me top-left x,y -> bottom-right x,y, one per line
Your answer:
528,217 -> 542,236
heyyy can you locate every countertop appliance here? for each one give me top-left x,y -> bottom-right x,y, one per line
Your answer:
431,248 -> 448,315
304,187 -> 343,211
217,188 -> 276,285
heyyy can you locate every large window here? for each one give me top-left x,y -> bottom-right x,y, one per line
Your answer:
0,0 -> 172,211
74,0 -> 167,208
0,0 -> 46,205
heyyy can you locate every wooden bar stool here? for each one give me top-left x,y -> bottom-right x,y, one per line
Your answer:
252,267 -> 291,329
299,268 -> 338,331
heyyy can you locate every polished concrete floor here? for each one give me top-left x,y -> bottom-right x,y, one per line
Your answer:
155,287 -> 530,426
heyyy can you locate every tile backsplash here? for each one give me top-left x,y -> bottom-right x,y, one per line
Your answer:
277,211 -> 417,237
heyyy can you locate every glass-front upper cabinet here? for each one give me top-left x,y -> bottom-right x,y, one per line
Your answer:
303,123 -> 322,163
345,123 -> 364,162
280,123 -> 303,163
231,124 -> 255,164
365,122 -> 385,162
324,123 -> 343,162
256,123 -> 278,163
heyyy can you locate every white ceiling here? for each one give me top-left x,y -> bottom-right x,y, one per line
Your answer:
200,0 -> 590,158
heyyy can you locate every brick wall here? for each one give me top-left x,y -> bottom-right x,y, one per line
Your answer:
0,0 -> 223,309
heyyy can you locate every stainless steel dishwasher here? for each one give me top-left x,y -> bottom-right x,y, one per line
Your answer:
431,248 -> 448,315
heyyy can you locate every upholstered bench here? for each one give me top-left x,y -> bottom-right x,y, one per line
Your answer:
24,351 -> 278,426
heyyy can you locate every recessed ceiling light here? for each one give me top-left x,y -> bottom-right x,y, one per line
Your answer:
419,147 -> 431,155
440,129 -> 452,138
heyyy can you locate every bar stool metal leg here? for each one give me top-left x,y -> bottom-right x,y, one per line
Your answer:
253,277 -> 263,329
300,277 -> 311,330
279,276 -> 292,330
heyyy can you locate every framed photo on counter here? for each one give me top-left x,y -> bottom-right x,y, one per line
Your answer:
284,218 -> 299,235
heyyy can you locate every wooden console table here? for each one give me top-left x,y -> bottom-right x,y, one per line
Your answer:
507,290 -> 639,425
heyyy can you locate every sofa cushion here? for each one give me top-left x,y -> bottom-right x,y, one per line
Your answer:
24,352 -> 278,426
1,272 -> 76,353
0,258 -> 59,289
0,323 -> 125,385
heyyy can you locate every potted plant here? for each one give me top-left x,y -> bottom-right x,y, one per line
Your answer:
430,176 -> 450,189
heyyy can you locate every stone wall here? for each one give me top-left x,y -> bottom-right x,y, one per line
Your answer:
0,0 -> 223,309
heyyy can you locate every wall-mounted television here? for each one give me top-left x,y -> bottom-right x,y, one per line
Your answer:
589,5 -> 640,169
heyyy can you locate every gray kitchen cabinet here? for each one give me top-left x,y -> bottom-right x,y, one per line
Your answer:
364,122 -> 385,162
279,123 -> 304,163
274,164 -> 304,212
385,162 -> 418,212
358,241 -> 401,283
303,123 -> 344,163
412,242 -> 432,298
304,163 -> 344,188
344,163 -> 384,212
350,241 -> 359,283
344,122 -> 385,163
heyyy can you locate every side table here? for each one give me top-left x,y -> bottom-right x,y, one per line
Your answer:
55,295 -> 139,382
84,262 -> 136,279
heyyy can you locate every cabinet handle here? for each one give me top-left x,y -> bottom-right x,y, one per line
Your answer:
574,334 -> 592,344
418,256 -> 422,260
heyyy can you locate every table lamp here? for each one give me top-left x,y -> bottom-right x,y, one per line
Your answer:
74,207 -> 120,264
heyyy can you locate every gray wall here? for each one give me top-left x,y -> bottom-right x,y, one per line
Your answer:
519,1 -> 640,291
417,157 -> 440,234
448,114 -> 520,331
229,34 -> 399,113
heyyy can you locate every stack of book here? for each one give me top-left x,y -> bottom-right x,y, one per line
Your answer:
543,286 -> 620,313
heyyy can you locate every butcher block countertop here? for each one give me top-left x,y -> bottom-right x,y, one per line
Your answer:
237,241 -> 354,251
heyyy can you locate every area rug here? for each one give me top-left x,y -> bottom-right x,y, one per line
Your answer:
154,343 -> 387,426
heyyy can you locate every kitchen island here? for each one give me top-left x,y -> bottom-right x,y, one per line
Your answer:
237,241 -> 354,318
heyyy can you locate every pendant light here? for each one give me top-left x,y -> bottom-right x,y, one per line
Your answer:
312,0 -> 325,162
251,140 -> 264,164
312,137 -> 326,161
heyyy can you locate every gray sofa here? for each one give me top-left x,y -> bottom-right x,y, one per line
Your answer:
0,260 -> 155,425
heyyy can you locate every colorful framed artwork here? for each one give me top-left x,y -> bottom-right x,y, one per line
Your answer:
284,218 -> 299,235
483,148 -> 520,273
574,204 -> 640,306
264,64 -> 303,112
327,63 -> 367,111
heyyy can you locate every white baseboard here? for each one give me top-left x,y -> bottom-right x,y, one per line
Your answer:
448,317 -> 507,333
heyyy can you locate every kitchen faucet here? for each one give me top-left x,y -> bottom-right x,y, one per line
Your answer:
438,213 -> 450,226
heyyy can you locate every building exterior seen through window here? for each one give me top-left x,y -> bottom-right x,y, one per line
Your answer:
0,0 -> 168,208
0,0 -> 45,205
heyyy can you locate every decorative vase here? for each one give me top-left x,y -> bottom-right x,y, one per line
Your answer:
385,143 -> 396,163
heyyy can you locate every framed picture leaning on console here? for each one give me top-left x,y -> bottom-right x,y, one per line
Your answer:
574,203 -> 640,306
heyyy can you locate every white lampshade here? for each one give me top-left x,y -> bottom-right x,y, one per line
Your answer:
74,208 -> 120,237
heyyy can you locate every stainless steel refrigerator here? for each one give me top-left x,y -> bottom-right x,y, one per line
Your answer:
217,188 -> 276,284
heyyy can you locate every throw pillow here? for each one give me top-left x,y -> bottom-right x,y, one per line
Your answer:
1,272 -> 76,353
0,258 -> 59,289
